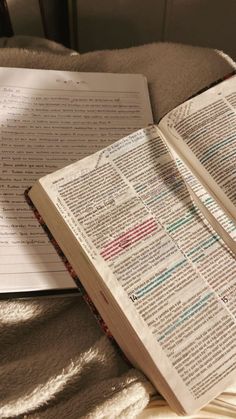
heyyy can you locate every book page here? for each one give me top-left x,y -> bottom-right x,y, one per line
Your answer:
0,67 -> 152,293
159,75 -> 236,224
40,126 -> 236,411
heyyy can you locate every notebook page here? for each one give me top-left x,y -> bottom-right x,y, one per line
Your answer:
0,67 -> 153,293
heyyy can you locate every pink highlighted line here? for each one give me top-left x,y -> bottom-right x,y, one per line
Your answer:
101,218 -> 157,261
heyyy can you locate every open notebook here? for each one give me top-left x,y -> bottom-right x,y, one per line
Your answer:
0,67 -> 152,296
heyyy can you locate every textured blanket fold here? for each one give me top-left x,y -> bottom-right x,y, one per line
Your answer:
0,38 -> 235,418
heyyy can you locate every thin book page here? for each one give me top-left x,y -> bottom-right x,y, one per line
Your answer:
0,67 -> 153,293
156,136 -> 236,258
159,75 -> 236,225
186,184 -> 236,256
154,133 -> 236,318
38,126 -> 236,412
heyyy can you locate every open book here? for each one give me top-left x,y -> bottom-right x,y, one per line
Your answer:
0,67 -> 152,295
28,75 -> 236,414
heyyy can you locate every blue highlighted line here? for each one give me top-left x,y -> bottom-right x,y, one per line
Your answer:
135,185 -> 147,192
187,234 -> 219,257
135,259 -> 187,298
204,197 -> 213,204
166,205 -> 197,232
219,149 -> 236,164
201,135 -> 236,164
158,292 -> 213,342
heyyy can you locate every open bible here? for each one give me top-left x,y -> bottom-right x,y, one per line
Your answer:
28,75 -> 236,414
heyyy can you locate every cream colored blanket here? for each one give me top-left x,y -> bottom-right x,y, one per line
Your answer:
0,38 -> 235,419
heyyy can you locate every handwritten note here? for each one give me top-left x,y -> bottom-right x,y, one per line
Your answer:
0,67 -> 152,293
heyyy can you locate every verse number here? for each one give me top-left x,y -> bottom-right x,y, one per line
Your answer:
221,296 -> 228,303
130,294 -> 138,302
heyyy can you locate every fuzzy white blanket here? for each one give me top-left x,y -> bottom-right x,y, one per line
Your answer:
0,37 -> 235,419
